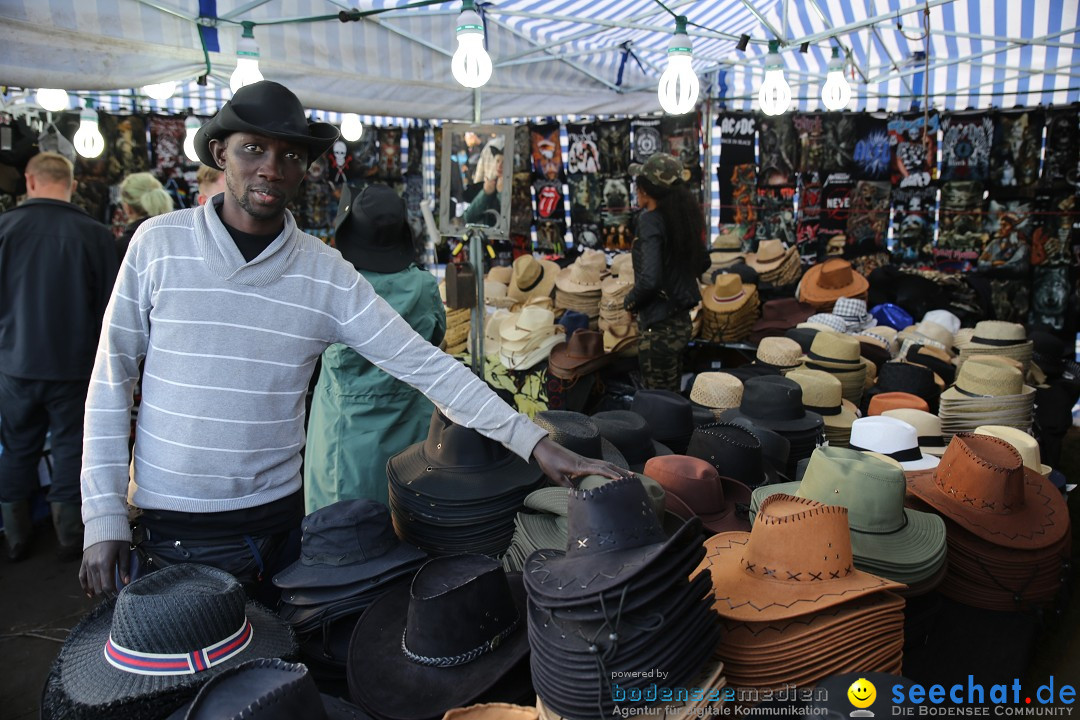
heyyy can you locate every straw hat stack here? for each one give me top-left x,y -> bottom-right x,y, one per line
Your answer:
746,239 -> 801,288
937,356 -> 1035,437
697,494 -> 905,690
496,306 -> 566,371
443,306 -> 472,356
700,273 -> 760,343
554,251 -> 606,325
906,433 -> 1072,611
484,265 -> 516,310
598,269 -> 634,333
787,369 -> 857,448
957,321 -> 1035,373
800,332 -> 868,405
898,320 -> 955,358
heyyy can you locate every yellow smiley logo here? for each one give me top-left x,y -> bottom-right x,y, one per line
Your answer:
848,678 -> 877,709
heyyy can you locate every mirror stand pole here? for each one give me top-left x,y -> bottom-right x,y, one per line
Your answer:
468,227 -> 486,377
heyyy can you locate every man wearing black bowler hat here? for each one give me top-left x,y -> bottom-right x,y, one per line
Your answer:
78,81 -> 627,599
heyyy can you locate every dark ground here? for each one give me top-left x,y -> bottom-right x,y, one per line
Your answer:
2,435 -> 1078,720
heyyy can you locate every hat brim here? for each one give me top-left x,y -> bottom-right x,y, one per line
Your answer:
798,264 -> 869,305
195,102 -> 339,171
664,477 -> 753,535
346,575 -> 530,719
698,532 -> 904,622
273,541 -> 427,589
55,597 -> 296,708
387,443 -> 544,502
718,407 -> 824,435
905,464 -> 1070,550
508,260 -> 560,303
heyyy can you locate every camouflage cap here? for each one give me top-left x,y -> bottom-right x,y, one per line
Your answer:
628,152 -> 687,188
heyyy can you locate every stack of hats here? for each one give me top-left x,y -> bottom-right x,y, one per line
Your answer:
702,236 -> 747,283
631,389 -> 695,454
800,331 -> 868,405
796,258 -> 869,313
348,555 -> 535,719
501,474 -> 668,572
750,448 -> 947,595
749,298 -> 816,343
697,494 -> 905,689
832,296 -> 877,333
609,252 -> 633,278
904,343 -> 956,386
273,501 -> 427,686
485,265 -> 516,310
751,337 -> 803,375
923,309 -> 962,336
507,254 -> 559,307
786,369 -> 857,449
746,239 -> 801,288
937,356 -> 1035,437
906,433 -> 1072,611
881,408 -> 948,457
898,319 -> 955,357
957,320 -> 1035,372
497,305 -> 566,371
602,323 -> 639,357
591,410 -> 672,472
847,416 -> 940,471
689,372 -> 744,425
801,312 -> 848,334
645,454 -> 752,535
554,251 -> 605,325
524,478 -> 719,718
532,410 -> 629,467
387,411 -> 546,557
598,267 -> 634,333
855,325 -> 899,368
548,329 -> 610,381
700,273 -> 760,343
443,306 -> 472,356
974,425 -> 1051,476
718,376 -> 824,475
472,309 -> 512,358
686,422 -> 779,489
864,361 -> 941,415
867,391 -> 930,415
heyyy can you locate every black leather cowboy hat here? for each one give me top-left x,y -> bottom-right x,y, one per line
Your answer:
333,184 -> 416,274
194,81 -> 339,169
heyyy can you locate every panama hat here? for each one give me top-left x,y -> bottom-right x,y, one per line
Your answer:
195,81 -> 339,170
487,265 -> 513,285
697,494 -> 903,621
881,408 -> 947,456
690,372 -> 744,411
507,255 -> 559,303
755,337 -> 803,371
974,425 -> 1051,476
786,369 -> 856,433
848,416 -> 939,471
906,433 -> 1069,550
939,356 -> 1034,402
798,259 -> 869,310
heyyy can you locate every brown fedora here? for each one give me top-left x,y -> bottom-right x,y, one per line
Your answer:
643,455 -> 751,534
697,494 -> 903,621
906,433 -> 1069,550
548,330 -> 610,380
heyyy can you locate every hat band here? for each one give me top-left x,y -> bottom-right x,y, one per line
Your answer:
519,267 -> 546,293
401,614 -> 520,668
104,618 -> 253,676
970,336 -> 1026,347
919,434 -> 946,447
804,402 -> 841,416
849,442 -> 923,463
807,351 -> 860,365
953,385 -> 994,399
712,290 -> 745,304
852,511 -> 909,536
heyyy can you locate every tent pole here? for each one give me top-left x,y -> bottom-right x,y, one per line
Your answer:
469,88 -> 485,377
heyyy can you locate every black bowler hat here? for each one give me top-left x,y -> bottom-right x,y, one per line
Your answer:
333,184 -> 415,273
195,81 -> 339,169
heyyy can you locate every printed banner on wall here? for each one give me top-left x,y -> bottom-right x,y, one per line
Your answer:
936,180 -> 986,272
1032,191 -> 1077,266
940,112 -> 993,183
846,180 -> 892,257
756,185 -> 796,248
566,123 -> 601,176
1040,110 -> 1079,191
1031,265 -> 1069,330
891,187 -> 937,266
716,112 -> 756,166
757,113 -> 797,186
889,111 -> 938,188
716,163 -> 757,247
989,109 -> 1043,192
979,197 -> 1033,277
530,122 -> 564,181
599,119 -> 631,177
851,114 -> 891,181
631,118 -> 663,166
661,114 -> 700,183
793,113 -> 856,176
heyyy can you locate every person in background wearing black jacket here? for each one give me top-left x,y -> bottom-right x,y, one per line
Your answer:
624,154 -> 709,391
0,152 -> 119,561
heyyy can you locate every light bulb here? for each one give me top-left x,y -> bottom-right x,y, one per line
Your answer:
821,48 -> 851,111
451,6 -> 492,89
658,18 -> 699,115
758,41 -> 791,116
183,116 -> 201,163
230,24 -> 263,92
74,108 -> 105,159
340,113 -> 364,142
143,81 -> 177,101
36,88 -> 70,112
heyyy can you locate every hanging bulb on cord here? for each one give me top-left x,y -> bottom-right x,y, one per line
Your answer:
451,0 -> 492,89
183,115 -> 201,163
74,102 -> 105,159
230,22 -> 264,92
657,16 -> 699,115
36,88 -> 70,112
340,113 -> 364,142
143,81 -> 177,101
821,47 -> 852,111
758,40 -> 792,116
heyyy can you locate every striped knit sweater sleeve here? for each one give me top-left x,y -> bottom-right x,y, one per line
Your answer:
81,203 -> 547,548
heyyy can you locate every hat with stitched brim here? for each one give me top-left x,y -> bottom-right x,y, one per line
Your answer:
974,425 -> 1051,476
195,81 -> 339,170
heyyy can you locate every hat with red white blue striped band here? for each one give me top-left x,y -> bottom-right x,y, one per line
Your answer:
44,564 -> 296,716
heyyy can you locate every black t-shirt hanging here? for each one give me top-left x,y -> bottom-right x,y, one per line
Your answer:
716,112 -> 756,167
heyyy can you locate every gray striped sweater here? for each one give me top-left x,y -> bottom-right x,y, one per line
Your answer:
81,201 -> 547,548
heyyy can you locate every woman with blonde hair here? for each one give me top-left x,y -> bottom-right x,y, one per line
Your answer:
117,172 -> 173,260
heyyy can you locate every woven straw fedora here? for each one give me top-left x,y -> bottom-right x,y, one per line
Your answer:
899,321 -> 954,355
746,239 -> 787,271
805,331 -> 862,367
787,369 -> 855,429
939,356 -> 1034,402
798,258 -> 869,308
487,265 -> 513,285
690,372 -> 744,410
960,320 -> 1031,351
697,494 -> 903,621
881,409 -> 947,456
848,416 -> 939,471
974,425 -> 1051,476
555,259 -> 604,295
702,273 -> 755,314
755,337 -> 802,370
47,564 -> 296,712
906,433 -> 1069,550
507,255 -> 559,303
867,392 -> 930,415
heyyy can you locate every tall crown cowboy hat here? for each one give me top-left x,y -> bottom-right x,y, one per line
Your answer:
195,81 -> 340,169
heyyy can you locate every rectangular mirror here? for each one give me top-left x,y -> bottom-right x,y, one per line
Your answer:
439,122 -> 514,240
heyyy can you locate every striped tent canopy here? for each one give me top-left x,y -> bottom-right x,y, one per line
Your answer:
1,0 -> 1078,118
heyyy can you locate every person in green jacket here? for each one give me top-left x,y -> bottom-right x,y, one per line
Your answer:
304,184 -> 445,512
